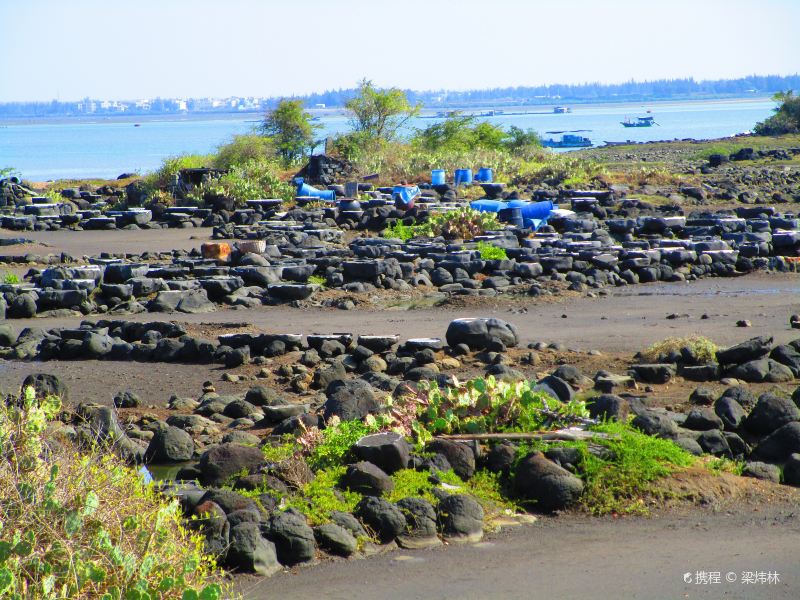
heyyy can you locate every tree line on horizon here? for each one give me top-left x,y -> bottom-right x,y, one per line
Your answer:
0,74 -> 798,118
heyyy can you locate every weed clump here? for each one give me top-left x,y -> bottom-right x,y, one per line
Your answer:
0,387 -> 223,598
641,335 -> 718,364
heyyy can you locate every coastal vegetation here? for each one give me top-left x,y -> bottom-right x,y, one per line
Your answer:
0,387 -> 223,598
754,90 -> 800,135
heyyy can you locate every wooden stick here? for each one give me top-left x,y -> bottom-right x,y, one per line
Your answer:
436,430 -> 612,442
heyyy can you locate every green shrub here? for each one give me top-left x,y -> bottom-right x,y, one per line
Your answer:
0,387 -> 223,598
476,242 -> 508,260
382,221 -> 418,241
754,91 -> 800,135
213,134 -> 276,169
204,158 -> 294,206
283,467 -> 361,526
2,272 -> 20,285
145,154 -> 213,189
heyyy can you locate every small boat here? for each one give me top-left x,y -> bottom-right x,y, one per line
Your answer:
133,123 -> 141,127
621,116 -> 657,127
553,106 -> 571,114
541,134 -> 592,148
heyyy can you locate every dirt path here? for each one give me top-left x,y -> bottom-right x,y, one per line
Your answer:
0,227 -> 213,256
1,272 -> 798,404
239,500 -> 800,600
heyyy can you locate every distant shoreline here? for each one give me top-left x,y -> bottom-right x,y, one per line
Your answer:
0,95 -> 775,127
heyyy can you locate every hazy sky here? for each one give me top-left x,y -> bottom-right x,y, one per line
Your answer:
1,0 -> 798,102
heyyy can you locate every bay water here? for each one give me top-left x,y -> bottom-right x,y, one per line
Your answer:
0,98 -> 776,181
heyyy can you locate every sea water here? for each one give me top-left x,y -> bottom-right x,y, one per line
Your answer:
0,98 -> 777,181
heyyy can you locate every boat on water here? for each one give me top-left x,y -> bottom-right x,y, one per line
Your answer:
541,134 -> 592,148
553,106 -> 571,113
621,116 -> 657,127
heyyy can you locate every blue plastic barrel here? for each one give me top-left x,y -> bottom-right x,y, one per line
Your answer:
431,169 -> 446,185
454,168 -> 473,186
509,200 -> 553,221
470,199 -> 507,213
475,167 -> 493,183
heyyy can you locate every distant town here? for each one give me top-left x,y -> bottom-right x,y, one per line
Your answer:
0,73 -> 797,119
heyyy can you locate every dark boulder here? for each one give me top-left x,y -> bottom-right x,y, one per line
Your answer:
314,523 -> 357,556
714,395 -> 747,430
145,425 -> 194,463
341,461 -> 394,496
322,379 -> 382,421
743,394 -> 800,436
395,497 -> 440,549
426,439 -> 475,480
716,336 -> 773,366
198,443 -> 266,487
225,522 -> 281,576
22,373 -> 68,402
514,452 -> 584,511
354,497 -> 406,542
445,317 -> 519,350
588,394 -> 629,421
437,494 -> 484,542
751,422 -> 800,463
268,510 -> 316,565
353,431 -> 410,474
683,408 -> 724,431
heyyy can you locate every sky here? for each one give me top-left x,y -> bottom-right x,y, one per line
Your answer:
0,0 -> 798,102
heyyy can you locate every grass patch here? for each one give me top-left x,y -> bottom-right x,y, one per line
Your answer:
640,335 -> 718,364
283,467 -> 361,526
476,242 -> 508,260
307,275 -> 327,287
706,457 -> 745,476
575,421 -> 696,515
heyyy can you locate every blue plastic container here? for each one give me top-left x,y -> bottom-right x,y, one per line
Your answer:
470,199 -> 507,213
392,185 -> 420,209
431,169 -> 446,185
475,167 -> 493,183
454,168 -> 473,186
295,178 -> 336,202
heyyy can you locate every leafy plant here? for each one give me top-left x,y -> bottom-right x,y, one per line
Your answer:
305,417 -> 380,471
307,275 -> 327,287
2,272 -> 20,285
0,387 -> 223,598
476,242 -> 508,260
427,207 -> 500,240
283,467 -> 361,526
408,375 -> 591,437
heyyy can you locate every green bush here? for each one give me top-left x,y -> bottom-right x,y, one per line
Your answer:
260,99 -> 320,164
754,91 -> 800,135
213,134 -> 276,169
0,387 -> 223,598
190,158 -> 294,207
427,207 -> 500,240
476,242 -> 508,260
145,154 -> 213,189
2,272 -> 20,285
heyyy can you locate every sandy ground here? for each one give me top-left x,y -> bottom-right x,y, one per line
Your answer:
1,272 -> 798,404
0,226 -> 213,257
240,498 -> 800,600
